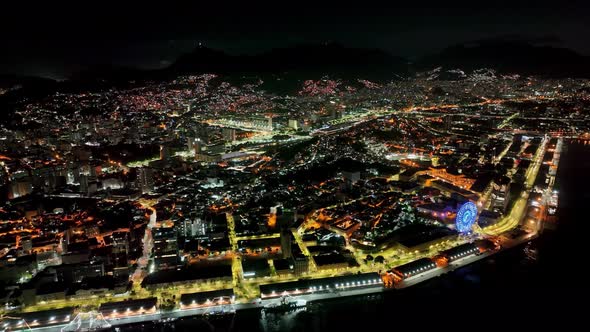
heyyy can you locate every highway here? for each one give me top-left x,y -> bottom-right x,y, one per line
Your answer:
22,286 -> 389,332
483,136 -> 547,236
23,228 -> 536,332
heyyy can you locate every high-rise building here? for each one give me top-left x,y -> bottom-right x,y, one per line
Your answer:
110,231 -> 130,278
280,229 -> 292,259
72,165 -> 81,184
194,138 -> 202,154
288,119 -> 299,130
293,255 -> 309,275
111,231 -> 129,255
21,235 -> 33,253
79,175 -> 97,195
182,218 -> 206,238
206,142 -> 226,155
329,108 -> 342,119
79,175 -> 88,193
222,128 -> 236,142
277,209 -> 295,228
153,227 -> 179,270
444,115 -> 453,131
342,171 -> 361,189
8,179 -> 33,199
84,225 -> 100,238
187,137 -> 195,151
89,163 -> 100,177
160,144 -> 171,160
136,168 -> 155,193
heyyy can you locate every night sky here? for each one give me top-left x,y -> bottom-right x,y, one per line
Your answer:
1,1 -> 589,79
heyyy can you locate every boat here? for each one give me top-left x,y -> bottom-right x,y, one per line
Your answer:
262,296 -> 307,314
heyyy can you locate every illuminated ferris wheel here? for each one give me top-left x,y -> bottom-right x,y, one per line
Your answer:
455,201 -> 478,233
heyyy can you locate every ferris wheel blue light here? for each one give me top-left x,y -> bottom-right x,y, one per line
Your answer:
456,201 -> 478,233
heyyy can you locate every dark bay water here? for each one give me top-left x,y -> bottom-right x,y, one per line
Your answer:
119,140 -> 590,332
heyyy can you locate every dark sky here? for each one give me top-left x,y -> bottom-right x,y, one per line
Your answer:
1,1 -> 589,79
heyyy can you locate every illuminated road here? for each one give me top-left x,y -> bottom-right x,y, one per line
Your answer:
291,228 -> 316,272
20,285 -> 387,332
494,140 -> 513,163
225,213 -> 246,299
497,112 -> 519,129
484,136 -> 547,236
235,233 -> 280,241
132,205 -> 156,289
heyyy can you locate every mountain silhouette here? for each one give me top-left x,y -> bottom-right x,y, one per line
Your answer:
168,42 -> 409,80
418,39 -> 590,77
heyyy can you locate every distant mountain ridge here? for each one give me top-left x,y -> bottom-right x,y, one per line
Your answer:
417,40 -> 590,77
0,74 -> 56,88
2,40 -> 590,100
168,42 -> 409,80
69,40 -> 590,82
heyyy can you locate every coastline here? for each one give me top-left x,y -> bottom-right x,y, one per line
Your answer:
18,230 -> 538,332
6,137 -> 565,332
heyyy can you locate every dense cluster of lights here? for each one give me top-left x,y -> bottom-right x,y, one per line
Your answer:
263,277 -> 382,298
2,314 -> 72,328
447,247 -> 479,261
103,305 -> 156,319
180,296 -> 234,309
396,262 -> 437,278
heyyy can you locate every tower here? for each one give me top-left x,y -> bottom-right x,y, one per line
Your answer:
280,229 -> 292,259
